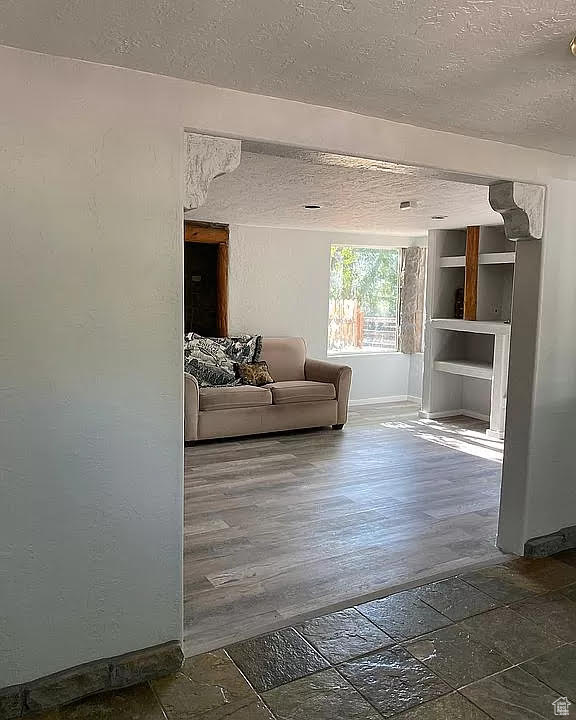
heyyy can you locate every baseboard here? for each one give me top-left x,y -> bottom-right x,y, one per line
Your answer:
406,395 -> 422,405
419,408 -> 490,422
461,408 -> 490,422
524,525 -> 576,557
349,395 -> 420,407
0,641 -> 183,719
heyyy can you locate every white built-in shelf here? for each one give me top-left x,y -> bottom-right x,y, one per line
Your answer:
430,318 -> 511,335
439,252 -> 516,268
424,226 -> 513,440
434,359 -> 493,380
479,251 -> 516,265
439,256 -> 466,267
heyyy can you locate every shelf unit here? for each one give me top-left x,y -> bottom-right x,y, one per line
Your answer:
421,225 -> 514,439
439,252 -> 516,268
434,359 -> 493,380
429,318 -> 511,335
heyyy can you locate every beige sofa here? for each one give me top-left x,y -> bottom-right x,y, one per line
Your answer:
184,337 -> 352,441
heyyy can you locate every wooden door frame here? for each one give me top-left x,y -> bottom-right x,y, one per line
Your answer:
184,221 -> 229,337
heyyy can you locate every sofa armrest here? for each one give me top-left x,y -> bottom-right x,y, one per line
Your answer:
184,372 -> 200,441
305,358 -> 352,426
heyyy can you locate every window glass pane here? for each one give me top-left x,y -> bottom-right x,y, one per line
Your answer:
328,246 -> 400,354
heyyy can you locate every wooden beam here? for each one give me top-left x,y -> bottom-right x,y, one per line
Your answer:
216,242 -> 229,337
464,226 -> 480,321
184,222 -> 228,244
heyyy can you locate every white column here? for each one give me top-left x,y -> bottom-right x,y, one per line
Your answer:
498,179 -> 576,553
487,333 -> 510,440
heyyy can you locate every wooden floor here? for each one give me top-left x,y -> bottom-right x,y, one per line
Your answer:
184,402 -> 506,657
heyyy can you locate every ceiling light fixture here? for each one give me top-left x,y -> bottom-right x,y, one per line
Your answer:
304,204 -> 322,209
571,35 -> 576,56
400,200 -> 417,210
431,215 -> 447,220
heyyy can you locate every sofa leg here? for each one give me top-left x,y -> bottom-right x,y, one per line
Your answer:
332,423 -> 344,430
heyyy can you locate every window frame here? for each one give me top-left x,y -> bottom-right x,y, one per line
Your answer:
327,243 -> 403,357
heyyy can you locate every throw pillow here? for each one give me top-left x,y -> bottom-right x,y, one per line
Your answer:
235,361 -> 275,387
184,333 -> 239,387
211,335 -> 263,364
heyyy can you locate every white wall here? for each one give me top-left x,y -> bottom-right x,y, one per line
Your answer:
228,226 -> 331,358
497,180 -> 576,553
408,353 -> 424,401
516,180 -> 576,542
0,49 -> 185,686
228,225 -> 423,401
345,354 -> 411,402
1,43 -> 576,686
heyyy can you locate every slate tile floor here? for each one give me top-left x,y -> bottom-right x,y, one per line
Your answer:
36,551 -> 576,719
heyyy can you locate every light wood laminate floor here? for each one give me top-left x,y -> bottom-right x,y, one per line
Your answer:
184,402 -> 506,657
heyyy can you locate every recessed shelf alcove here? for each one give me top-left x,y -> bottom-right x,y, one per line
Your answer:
421,225 -> 513,439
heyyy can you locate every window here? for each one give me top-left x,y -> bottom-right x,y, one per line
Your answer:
328,245 -> 400,354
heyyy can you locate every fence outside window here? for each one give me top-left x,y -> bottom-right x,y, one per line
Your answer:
328,245 -> 401,355
328,300 -> 398,352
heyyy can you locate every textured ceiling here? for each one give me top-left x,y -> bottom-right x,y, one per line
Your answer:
184,150 -> 502,234
1,1 -> 575,155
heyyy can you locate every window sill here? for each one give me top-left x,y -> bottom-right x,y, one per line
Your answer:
328,350 -> 403,358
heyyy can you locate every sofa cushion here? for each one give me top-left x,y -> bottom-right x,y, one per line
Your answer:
199,385 -> 272,412
260,337 -> 306,381
265,380 -> 336,404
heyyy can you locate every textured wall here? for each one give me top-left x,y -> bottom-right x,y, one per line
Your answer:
0,1 -> 574,154
521,179 -> 576,541
228,226 -> 331,358
0,49 -> 184,686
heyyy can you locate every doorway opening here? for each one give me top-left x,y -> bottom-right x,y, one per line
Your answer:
184,221 -> 229,337
181,136 -> 538,656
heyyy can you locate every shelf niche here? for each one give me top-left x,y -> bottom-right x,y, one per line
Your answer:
440,252 -> 516,267
430,226 -> 514,323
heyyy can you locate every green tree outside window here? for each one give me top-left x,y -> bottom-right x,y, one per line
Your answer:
329,246 -> 400,352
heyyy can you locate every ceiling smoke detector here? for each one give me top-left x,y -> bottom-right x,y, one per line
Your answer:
400,200 -> 417,210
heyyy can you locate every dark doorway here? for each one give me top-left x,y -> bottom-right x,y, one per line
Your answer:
184,222 -> 229,337
184,242 -> 218,336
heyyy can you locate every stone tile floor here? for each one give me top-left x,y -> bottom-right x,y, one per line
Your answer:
37,551 -> 576,719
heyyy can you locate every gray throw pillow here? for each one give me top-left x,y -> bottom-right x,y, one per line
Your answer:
184,334 -> 238,387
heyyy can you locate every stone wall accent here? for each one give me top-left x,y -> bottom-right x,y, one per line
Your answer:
26,662 -> 110,713
0,641 -> 183,719
488,181 -> 545,242
110,642 -> 184,687
184,132 -> 241,211
524,525 -> 576,557
0,686 -> 23,720
399,246 -> 426,354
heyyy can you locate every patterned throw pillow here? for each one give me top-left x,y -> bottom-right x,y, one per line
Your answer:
211,335 -> 263,365
235,361 -> 275,387
184,334 -> 238,387
184,333 -> 264,387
